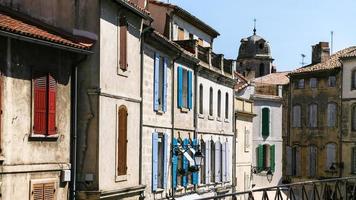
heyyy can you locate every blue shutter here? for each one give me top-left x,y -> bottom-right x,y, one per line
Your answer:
172,138 -> 178,189
192,139 -> 199,185
152,132 -> 159,191
188,70 -> 193,109
153,53 -> 160,111
163,133 -> 169,188
182,138 -> 189,187
177,66 -> 183,108
163,58 -> 168,112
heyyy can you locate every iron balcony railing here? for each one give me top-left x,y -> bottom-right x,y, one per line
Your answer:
195,177 -> 356,200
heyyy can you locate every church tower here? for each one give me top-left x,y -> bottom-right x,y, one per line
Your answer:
236,22 -> 274,80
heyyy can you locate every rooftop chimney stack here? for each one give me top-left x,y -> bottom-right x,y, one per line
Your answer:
311,42 -> 330,64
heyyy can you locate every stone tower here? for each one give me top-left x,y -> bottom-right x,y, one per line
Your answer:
236,28 -> 274,80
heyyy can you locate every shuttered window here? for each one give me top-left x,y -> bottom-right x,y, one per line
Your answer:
352,106 -> 356,131
200,140 -> 206,184
33,74 -> 56,135
152,133 -> 168,191
214,141 -> 221,183
292,105 -> 301,128
308,103 -> 318,128
261,107 -> 270,137
210,141 -> 215,183
286,146 -> 292,176
177,67 -> 192,109
31,182 -> 55,200
257,144 -> 264,172
209,87 -> 213,116
309,145 -> 317,177
292,146 -> 301,176
204,139 -> 211,184
117,105 -> 127,176
352,70 -> 356,89
225,92 -> 229,119
153,54 -> 168,112
217,90 -> 221,118
199,84 -> 203,114
119,16 -> 128,70
329,76 -> 336,87
352,147 -> 356,174
327,103 -> 337,127
326,143 -> 336,170
270,145 -> 275,172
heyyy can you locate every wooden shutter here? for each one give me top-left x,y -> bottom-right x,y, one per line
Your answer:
172,138 -> 178,189
205,139 -> 210,184
47,75 -> 56,135
43,182 -> 55,200
177,67 -> 183,108
217,91 -> 221,118
34,76 -> 47,135
162,58 -> 168,112
221,141 -> 226,182
32,182 -> 55,200
270,145 -> 275,172
32,183 -> 44,200
262,108 -> 270,137
153,53 -> 160,111
119,17 -> 128,70
163,134 -> 168,188
187,71 -> 193,109
225,93 -> 229,119
152,132 -> 158,191
215,141 -> 221,182
117,106 -> 127,176
182,138 -> 189,187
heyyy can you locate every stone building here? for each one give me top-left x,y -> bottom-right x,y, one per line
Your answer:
285,42 -> 356,182
236,29 -> 274,81
0,6 -> 93,200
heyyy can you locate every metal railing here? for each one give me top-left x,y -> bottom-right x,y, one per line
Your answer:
195,177 -> 356,200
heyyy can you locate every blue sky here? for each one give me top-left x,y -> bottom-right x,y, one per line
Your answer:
169,0 -> 356,71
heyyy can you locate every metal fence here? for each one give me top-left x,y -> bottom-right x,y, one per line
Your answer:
195,177 -> 356,200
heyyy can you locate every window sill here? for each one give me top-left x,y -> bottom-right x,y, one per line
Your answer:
153,188 -> 165,193
180,107 -> 189,113
217,117 -> 222,122
117,68 -> 130,77
115,175 -> 127,182
208,115 -> 214,120
156,110 -> 165,115
224,119 -> 229,123
198,114 -> 205,119
29,133 -> 59,141
175,186 -> 184,192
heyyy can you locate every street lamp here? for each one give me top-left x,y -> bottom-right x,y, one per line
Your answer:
194,149 -> 203,166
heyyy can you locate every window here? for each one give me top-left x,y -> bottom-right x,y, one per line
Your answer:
210,140 -> 215,183
154,53 -> 168,112
177,66 -> 192,109
352,70 -> 356,89
326,143 -> 336,170
178,27 -> 185,40
119,16 -> 128,70
292,146 -> 301,176
352,105 -> 356,131
259,63 -> 265,77
244,127 -> 250,152
308,103 -> 318,128
214,141 -> 222,183
286,146 -> 292,176
329,76 -> 336,87
33,73 -> 57,136
152,133 -> 168,190
198,38 -> 204,46
225,92 -> 229,120
261,107 -> 270,137
295,79 -> 305,89
310,78 -> 317,88
199,84 -> 203,114
217,90 -> 221,118
327,102 -> 337,127
200,140 -> 206,183
117,105 -> 127,176
31,181 -> 56,200
292,105 -> 301,128
352,147 -> 356,173
256,144 -> 275,172
309,145 -> 317,177
209,87 -> 213,116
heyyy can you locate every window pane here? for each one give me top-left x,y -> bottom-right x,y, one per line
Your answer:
310,78 -> 317,88
225,93 -> 229,119
326,143 -> 336,170
329,76 -> 336,87
298,79 -> 305,89
158,57 -> 164,109
209,88 -> 213,116
157,135 -> 164,188
217,90 -> 221,117
327,103 -> 336,127
262,108 -> 270,137
199,84 -> 203,114
309,104 -> 318,128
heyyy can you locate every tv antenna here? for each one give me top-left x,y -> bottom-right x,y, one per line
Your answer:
330,31 -> 334,54
300,54 -> 306,67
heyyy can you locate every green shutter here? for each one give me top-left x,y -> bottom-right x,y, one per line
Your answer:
262,108 -> 270,137
270,145 -> 275,172
257,145 -> 264,171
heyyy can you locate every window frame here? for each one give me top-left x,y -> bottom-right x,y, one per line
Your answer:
327,102 -> 337,128
328,76 -> 336,87
199,84 -> 203,115
225,92 -> 229,120
217,90 -> 221,118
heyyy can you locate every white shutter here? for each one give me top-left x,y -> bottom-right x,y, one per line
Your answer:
205,139 -> 210,184
215,141 -> 221,182
222,142 -> 226,182
226,142 -> 230,182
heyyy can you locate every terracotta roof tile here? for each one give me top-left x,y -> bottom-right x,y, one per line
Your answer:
342,49 -> 356,58
0,12 -> 93,50
126,0 -> 151,16
291,46 -> 356,74
253,72 -> 290,85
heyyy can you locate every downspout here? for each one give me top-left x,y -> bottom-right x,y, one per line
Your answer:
339,68 -> 343,178
232,91 -> 237,194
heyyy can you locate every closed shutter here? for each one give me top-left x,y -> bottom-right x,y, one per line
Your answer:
117,106 -> 127,176
352,147 -> 356,173
32,182 -> 55,200
286,146 -> 292,176
119,17 -> 128,70
309,146 -> 317,177
215,141 -> 221,182
192,139 -> 198,185
296,147 -> 301,176
47,75 -> 56,135
153,53 -> 160,111
187,71 -> 193,109
162,57 -> 168,112
182,138 -> 189,187
205,139 -> 210,184
262,108 -> 270,137
222,141 -> 226,182
172,138 -> 178,189
152,132 -> 159,191
32,183 -> 44,200
257,144 -> 264,171
43,182 -> 55,200
270,145 -> 275,172
226,142 -> 230,182
163,134 -> 168,188
177,66 -> 183,108
34,75 -> 47,135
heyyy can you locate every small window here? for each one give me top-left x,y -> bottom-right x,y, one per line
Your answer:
352,70 -> 356,90
31,180 -> 56,200
259,63 -> 265,77
117,105 -> 128,176
209,87 -> 213,116
298,79 -> 305,89
310,78 -> 317,88
308,103 -> 318,128
309,145 -> 317,177
199,84 -> 203,114
327,103 -> 337,127
119,16 -> 128,70
326,143 -> 336,170
292,105 -> 301,128
225,93 -> 229,120
217,90 -> 221,118
328,76 -> 336,87
261,107 -> 270,137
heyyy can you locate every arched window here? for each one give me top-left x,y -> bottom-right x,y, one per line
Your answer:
199,84 -> 203,114
308,103 -> 318,128
217,90 -> 221,118
261,107 -> 270,137
225,93 -> 229,120
259,63 -> 265,77
327,102 -> 337,127
118,105 -> 128,176
200,139 -> 206,183
353,105 -> 356,131
292,105 -> 301,128
326,143 -> 337,170
209,87 -> 213,116
309,145 -> 317,177
352,70 -> 356,90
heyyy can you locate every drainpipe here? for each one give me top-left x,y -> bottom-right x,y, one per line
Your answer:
232,91 -> 237,194
339,69 -> 343,178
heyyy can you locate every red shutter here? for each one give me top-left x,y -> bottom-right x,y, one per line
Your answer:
119,17 -> 128,70
47,75 -> 56,135
34,76 -> 47,135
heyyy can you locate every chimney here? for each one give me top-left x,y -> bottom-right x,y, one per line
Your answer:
311,42 -> 330,64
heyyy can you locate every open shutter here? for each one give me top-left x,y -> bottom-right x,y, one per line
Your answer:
270,145 -> 275,172
286,146 -> 292,176
205,139 -> 210,184
262,108 -> 270,137
257,144 -> 264,171
172,138 -> 178,189
221,141 -> 226,182
215,141 -> 221,182
163,57 -> 168,112
177,66 -> 183,108
34,75 -> 47,135
192,139 -> 198,185
182,138 -> 189,187
47,75 -> 56,135
153,53 -> 160,111
119,17 -> 128,70
152,132 -> 159,191
163,134 -> 169,188
187,71 -> 193,109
